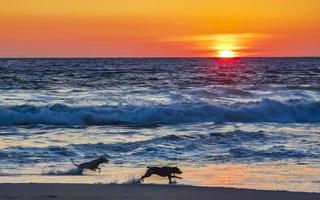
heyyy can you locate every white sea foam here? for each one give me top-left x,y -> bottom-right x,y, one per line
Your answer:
121,177 -> 141,184
0,98 -> 319,126
43,167 -> 83,176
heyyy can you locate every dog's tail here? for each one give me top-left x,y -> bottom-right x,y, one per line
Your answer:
70,158 -> 79,167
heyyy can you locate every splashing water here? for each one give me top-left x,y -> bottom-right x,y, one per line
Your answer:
43,167 -> 83,176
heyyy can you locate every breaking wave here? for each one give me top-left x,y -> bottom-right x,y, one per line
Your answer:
0,98 -> 319,126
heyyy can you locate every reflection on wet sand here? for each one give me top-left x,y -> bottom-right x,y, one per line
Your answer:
1,163 -> 319,192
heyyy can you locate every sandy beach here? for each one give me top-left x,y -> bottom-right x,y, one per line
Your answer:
0,183 -> 319,200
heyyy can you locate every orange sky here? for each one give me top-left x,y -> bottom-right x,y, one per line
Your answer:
0,0 -> 320,57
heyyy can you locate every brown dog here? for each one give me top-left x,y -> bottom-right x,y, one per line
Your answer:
138,166 -> 183,184
71,157 -> 109,173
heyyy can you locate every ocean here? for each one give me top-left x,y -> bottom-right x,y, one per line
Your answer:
0,58 -> 319,192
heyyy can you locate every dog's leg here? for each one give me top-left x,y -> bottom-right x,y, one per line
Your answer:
78,168 -> 84,175
137,177 -> 144,184
138,175 -> 147,183
138,173 -> 151,183
168,176 -> 173,184
97,167 -> 101,173
172,175 -> 182,179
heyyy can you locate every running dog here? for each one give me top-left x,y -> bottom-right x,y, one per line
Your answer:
71,157 -> 109,173
138,166 -> 183,184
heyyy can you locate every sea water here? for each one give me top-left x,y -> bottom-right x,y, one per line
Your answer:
0,58 -> 319,192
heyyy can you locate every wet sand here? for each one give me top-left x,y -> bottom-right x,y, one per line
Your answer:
0,183 -> 319,200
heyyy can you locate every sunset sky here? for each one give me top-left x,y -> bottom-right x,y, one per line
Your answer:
1,0 -> 320,57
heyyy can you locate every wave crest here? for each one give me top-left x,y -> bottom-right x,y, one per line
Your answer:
0,99 -> 319,126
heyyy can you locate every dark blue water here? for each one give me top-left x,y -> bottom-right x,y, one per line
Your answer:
0,58 -> 319,180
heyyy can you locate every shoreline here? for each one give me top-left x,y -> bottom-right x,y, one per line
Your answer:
0,183 -> 319,200
2,163 -> 319,193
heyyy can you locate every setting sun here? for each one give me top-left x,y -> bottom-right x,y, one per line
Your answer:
217,50 -> 236,58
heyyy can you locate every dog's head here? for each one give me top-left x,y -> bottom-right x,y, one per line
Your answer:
171,167 -> 182,174
99,156 -> 109,163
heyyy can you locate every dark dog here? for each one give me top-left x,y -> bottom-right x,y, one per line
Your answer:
138,166 -> 183,184
71,157 -> 109,173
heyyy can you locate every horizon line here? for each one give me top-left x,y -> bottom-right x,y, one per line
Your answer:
1,56 -> 320,59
